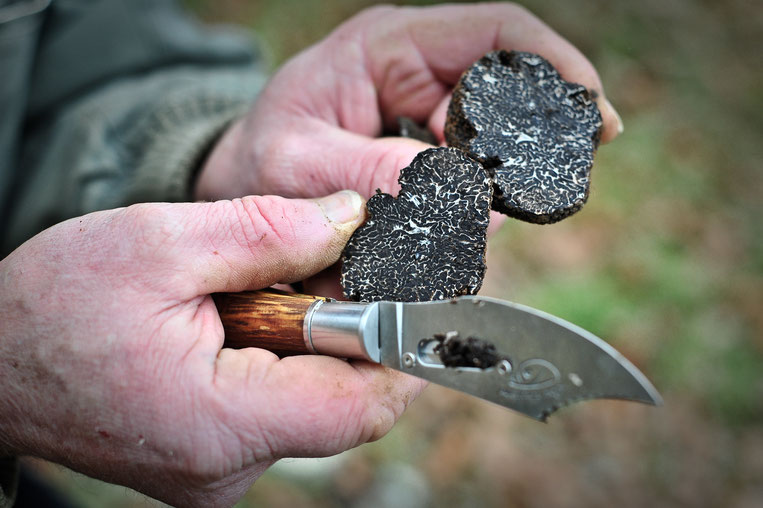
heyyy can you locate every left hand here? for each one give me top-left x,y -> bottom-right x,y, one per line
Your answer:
195,2 -> 622,204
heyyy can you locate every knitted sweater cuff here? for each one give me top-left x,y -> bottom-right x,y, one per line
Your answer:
126,97 -> 250,204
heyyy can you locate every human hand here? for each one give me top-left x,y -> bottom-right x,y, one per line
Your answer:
196,2 -> 622,204
0,191 -> 425,507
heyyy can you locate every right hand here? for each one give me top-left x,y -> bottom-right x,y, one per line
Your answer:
0,191 -> 426,507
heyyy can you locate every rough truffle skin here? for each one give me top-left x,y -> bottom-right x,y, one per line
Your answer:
445,50 -> 603,224
341,147 -> 492,302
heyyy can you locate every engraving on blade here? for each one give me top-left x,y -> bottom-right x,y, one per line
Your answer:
508,359 -> 561,391
385,296 -> 661,420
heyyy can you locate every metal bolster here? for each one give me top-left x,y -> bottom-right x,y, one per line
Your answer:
304,301 -> 380,362
302,299 -> 324,354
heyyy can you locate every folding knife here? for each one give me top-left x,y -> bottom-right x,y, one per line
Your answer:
214,290 -> 661,421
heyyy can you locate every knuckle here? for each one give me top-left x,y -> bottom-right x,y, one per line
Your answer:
364,399 -> 399,443
230,195 -> 296,253
352,4 -> 398,24
361,372 -> 423,443
116,203 -> 179,258
491,2 -> 537,23
119,203 -> 166,233
254,132 -> 303,196
181,455 -> 225,486
504,2 -> 532,18
170,458 -> 226,491
333,4 -> 400,44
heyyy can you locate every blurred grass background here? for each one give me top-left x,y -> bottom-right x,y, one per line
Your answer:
32,0 -> 762,506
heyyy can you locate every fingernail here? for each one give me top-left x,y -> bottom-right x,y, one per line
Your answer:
316,190 -> 364,224
603,97 -> 624,134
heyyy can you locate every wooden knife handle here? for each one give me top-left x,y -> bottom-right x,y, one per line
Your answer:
213,289 -> 327,356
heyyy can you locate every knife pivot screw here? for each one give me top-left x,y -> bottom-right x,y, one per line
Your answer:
402,352 -> 417,368
497,360 -> 512,375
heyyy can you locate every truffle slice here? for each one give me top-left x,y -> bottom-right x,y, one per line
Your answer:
341,147 -> 492,302
446,50 -> 603,224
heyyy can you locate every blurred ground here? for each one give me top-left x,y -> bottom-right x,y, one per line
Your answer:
31,0 -> 763,506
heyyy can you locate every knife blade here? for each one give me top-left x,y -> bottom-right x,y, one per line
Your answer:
214,289 -> 662,421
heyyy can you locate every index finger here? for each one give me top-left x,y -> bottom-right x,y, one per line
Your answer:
211,351 -> 427,460
363,3 -> 622,143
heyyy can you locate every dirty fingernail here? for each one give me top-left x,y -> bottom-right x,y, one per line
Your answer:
316,190 -> 364,224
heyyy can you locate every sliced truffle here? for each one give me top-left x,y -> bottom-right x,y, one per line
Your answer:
341,147 -> 492,302
446,50 -> 603,224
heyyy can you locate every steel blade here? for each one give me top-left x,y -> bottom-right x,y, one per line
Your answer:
379,296 -> 662,421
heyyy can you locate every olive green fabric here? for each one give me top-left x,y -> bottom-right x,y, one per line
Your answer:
0,0 -> 268,256
0,1 -> 268,504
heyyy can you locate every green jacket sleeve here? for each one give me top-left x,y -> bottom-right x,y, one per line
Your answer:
0,0 -> 269,257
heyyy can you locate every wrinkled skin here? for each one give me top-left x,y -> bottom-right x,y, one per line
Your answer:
1,4 -> 621,507
197,3 -> 621,297
0,192 -> 425,507
198,3 -> 621,202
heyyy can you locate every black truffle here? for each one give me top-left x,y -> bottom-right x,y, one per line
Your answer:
341,147 -> 492,302
446,50 -> 603,224
432,331 -> 504,369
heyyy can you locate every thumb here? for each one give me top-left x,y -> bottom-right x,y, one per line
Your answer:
276,125 -> 432,199
183,191 -> 365,295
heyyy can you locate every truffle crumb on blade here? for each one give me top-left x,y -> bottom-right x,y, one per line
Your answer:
445,50 -> 603,224
432,331 -> 505,369
341,147 -> 492,303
